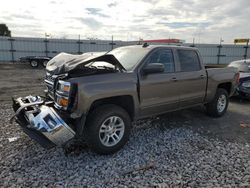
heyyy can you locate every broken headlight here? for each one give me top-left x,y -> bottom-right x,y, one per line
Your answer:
55,80 -> 71,110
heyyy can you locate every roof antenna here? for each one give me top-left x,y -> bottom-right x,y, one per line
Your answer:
142,42 -> 149,48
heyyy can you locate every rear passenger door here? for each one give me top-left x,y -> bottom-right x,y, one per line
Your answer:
175,49 -> 207,107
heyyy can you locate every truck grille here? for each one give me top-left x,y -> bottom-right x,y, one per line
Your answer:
45,72 -> 55,83
45,72 -> 56,99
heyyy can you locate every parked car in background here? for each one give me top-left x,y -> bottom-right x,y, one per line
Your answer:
228,59 -> 250,99
19,56 -> 51,68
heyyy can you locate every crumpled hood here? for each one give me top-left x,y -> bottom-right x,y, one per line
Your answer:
46,52 -> 125,75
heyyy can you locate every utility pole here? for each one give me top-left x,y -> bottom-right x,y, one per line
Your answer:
217,37 -> 224,65
190,38 -> 195,47
219,37 -> 224,45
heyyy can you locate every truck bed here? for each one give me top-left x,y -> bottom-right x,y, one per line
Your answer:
205,67 -> 238,102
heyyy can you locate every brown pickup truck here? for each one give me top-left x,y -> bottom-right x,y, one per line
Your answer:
12,44 -> 239,154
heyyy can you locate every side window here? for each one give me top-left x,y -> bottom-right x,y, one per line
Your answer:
146,49 -> 175,73
177,50 -> 201,72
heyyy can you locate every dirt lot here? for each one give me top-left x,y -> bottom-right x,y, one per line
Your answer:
0,64 -> 250,187
0,63 -> 45,102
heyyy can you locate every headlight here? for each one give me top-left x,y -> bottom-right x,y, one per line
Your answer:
242,81 -> 250,88
55,80 -> 71,110
56,96 -> 69,109
57,80 -> 71,94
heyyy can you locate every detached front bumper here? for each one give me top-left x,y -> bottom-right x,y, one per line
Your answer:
12,95 -> 75,149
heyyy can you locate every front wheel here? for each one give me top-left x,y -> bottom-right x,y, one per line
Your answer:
84,105 -> 131,154
206,88 -> 229,117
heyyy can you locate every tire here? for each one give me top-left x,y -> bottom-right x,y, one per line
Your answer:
84,104 -> 131,154
206,88 -> 229,117
42,60 -> 48,67
30,60 -> 38,68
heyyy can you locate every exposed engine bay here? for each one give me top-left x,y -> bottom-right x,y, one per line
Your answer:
46,52 -> 126,76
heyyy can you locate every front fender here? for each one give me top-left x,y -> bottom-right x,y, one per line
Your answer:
69,73 -> 139,119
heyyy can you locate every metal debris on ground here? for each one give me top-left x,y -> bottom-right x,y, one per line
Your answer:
8,136 -> 20,142
240,122 -> 250,128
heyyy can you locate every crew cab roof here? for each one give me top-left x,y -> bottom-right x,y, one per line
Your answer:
121,44 -> 198,51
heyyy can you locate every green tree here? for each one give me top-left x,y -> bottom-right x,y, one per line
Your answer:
0,24 -> 11,37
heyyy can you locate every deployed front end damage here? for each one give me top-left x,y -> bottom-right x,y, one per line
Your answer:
11,52 -> 125,149
12,95 -> 75,149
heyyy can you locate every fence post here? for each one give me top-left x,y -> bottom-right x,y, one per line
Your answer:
244,41 -> 249,60
8,37 -> 15,63
109,35 -> 115,50
216,44 -> 222,64
77,39 -> 82,54
44,38 -> 49,57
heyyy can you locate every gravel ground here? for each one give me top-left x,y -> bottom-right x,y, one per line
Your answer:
0,64 -> 250,187
0,104 -> 250,187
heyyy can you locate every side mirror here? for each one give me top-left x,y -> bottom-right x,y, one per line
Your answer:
142,63 -> 165,75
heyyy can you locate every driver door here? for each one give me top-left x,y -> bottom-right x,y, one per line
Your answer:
138,48 -> 180,118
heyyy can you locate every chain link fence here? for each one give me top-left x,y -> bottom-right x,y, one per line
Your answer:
0,36 -> 249,64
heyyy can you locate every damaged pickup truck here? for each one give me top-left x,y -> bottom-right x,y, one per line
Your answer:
12,44 -> 239,154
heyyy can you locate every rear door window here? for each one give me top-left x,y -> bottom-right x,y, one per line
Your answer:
177,50 -> 201,72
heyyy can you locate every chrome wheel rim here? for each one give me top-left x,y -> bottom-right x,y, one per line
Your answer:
217,94 -> 227,113
99,116 -> 125,147
43,61 -> 48,67
31,61 -> 38,67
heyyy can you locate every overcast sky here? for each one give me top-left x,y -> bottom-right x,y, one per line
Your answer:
0,0 -> 250,43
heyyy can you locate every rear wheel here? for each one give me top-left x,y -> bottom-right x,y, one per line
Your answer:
206,88 -> 229,117
84,104 -> 131,154
30,60 -> 38,68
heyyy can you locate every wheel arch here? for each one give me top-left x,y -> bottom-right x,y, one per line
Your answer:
88,95 -> 135,121
217,82 -> 232,94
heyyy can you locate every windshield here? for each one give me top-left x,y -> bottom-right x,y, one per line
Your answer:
108,46 -> 150,71
228,61 -> 250,73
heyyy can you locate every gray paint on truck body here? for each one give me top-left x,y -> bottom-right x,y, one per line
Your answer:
60,45 -> 238,121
